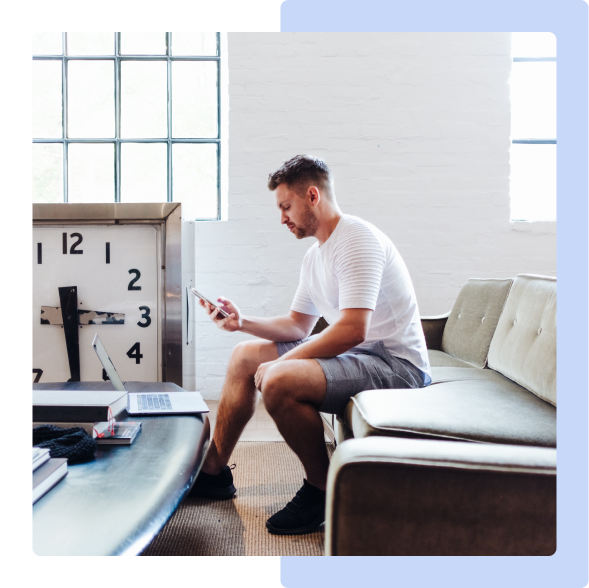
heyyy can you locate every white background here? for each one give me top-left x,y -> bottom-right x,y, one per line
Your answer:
33,225 -> 159,382
185,31 -> 556,397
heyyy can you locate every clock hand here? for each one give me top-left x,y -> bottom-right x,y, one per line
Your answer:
40,307 -> 125,325
58,286 -> 81,382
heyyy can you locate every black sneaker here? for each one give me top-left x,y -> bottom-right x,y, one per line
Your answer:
266,479 -> 326,535
191,464 -> 236,499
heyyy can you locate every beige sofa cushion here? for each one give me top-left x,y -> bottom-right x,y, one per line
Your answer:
428,349 -> 478,368
344,373 -> 556,447
441,278 -> 513,368
487,274 -> 556,406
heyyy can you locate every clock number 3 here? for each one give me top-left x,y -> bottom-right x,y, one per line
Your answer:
128,269 -> 142,291
62,232 -> 83,255
127,342 -> 143,364
138,306 -> 151,328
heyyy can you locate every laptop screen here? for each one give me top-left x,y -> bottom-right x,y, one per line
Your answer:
92,334 -> 127,393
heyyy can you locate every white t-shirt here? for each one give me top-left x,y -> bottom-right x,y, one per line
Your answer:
291,214 -> 431,380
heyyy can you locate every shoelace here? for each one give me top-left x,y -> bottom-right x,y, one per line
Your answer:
286,486 -> 317,514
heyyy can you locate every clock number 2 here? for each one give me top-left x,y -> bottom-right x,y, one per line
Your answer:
128,269 -> 142,291
62,232 -> 84,255
127,342 -> 143,364
138,306 -> 151,328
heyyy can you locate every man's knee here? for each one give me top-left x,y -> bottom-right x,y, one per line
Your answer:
261,363 -> 295,414
229,339 -> 276,376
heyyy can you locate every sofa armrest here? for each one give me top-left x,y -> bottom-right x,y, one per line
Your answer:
420,311 -> 451,350
325,437 -> 556,556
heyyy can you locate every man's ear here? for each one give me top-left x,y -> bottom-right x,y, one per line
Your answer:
308,186 -> 321,206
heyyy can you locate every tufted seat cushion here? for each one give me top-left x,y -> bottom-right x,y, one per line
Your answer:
440,278 -> 513,368
343,370 -> 556,447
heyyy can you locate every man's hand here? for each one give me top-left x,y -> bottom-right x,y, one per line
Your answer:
254,360 -> 277,391
199,296 -> 242,332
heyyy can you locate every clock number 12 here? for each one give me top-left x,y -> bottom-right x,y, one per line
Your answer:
127,342 -> 143,364
63,232 -> 84,255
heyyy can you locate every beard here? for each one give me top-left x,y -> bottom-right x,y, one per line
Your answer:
291,204 -> 319,239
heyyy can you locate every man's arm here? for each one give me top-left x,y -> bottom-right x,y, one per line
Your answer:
240,311 -> 319,342
277,308 -> 372,361
199,297 -> 318,342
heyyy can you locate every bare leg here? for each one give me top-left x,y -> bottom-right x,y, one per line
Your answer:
201,339 -> 278,475
261,359 -> 330,490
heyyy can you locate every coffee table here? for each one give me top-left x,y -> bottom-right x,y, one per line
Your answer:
33,381 -> 210,556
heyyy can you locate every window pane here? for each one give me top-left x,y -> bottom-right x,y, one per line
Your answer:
33,61 -> 62,138
172,143 -> 218,219
33,33 -> 62,55
511,62 -> 556,139
172,61 -> 218,138
121,61 -> 168,138
67,32 -> 114,55
172,33 -> 217,56
68,143 -> 114,203
121,143 -> 167,202
121,32 -> 166,55
512,32 -> 556,58
33,144 -> 63,203
510,144 -> 556,221
68,60 -> 115,138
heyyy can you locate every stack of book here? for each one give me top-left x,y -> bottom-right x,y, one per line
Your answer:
32,390 -> 128,438
33,448 -> 67,504
33,390 -> 142,445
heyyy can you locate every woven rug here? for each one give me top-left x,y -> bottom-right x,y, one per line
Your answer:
142,441 -> 335,556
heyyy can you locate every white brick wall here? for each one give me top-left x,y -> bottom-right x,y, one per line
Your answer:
184,32 -> 556,398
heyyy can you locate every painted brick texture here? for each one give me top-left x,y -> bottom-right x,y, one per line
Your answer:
186,33 -> 556,398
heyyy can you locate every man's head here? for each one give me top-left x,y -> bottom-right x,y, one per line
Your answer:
268,155 -> 336,239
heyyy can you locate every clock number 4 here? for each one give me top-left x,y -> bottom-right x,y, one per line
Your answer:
127,342 -> 143,364
138,306 -> 151,328
63,232 -> 83,255
128,269 -> 142,291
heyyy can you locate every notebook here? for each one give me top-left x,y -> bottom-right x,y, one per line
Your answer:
92,334 -> 209,415
33,458 -> 68,504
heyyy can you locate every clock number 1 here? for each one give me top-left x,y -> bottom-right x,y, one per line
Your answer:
128,269 -> 142,291
63,232 -> 84,255
127,342 -> 143,364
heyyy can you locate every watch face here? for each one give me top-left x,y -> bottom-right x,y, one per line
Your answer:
33,225 -> 159,384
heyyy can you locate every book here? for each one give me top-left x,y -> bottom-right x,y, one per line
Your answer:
96,422 -> 142,445
33,447 -> 50,471
33,420 -> 113,438
32,390 -> 128,423
33,457 -> 68,504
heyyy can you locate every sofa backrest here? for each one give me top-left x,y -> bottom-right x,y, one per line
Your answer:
487,274 -> 556,407
441,278 -> 513,368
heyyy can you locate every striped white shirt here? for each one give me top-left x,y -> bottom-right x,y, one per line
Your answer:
291,214 -> 431,379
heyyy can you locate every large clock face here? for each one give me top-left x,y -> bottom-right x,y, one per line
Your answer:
33,225 -> 159,384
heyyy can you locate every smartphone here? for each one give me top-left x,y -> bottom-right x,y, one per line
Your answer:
190,288 -> 230,318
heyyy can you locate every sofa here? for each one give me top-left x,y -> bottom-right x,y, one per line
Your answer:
322,274 -> 557,556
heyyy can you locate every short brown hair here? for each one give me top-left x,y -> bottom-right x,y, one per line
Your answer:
267,155 -> 333,199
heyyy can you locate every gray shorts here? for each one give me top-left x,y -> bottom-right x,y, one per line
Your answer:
275,339 -> 427,416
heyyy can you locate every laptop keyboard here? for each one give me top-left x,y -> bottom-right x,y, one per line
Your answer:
137,393 -> 173,411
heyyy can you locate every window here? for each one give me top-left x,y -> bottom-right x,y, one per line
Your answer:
32,32 -> 221,220
510,32 -> 556,222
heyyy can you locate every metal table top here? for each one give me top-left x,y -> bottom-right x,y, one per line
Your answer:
33,382 -> 210,556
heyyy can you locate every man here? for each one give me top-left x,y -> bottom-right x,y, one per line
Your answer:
193,154 -> 431,535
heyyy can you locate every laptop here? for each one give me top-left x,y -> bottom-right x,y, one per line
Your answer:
92,334 -> 209,415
